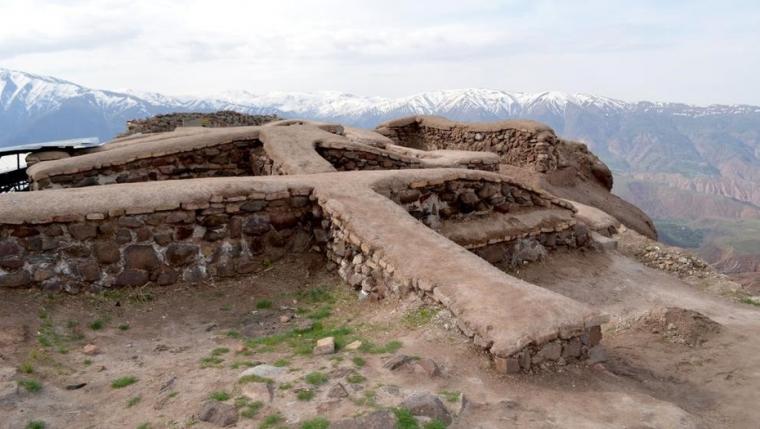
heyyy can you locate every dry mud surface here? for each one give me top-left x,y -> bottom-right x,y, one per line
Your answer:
1,248 -> 759,429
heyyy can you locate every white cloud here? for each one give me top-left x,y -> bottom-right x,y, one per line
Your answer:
1,0 -> 760,104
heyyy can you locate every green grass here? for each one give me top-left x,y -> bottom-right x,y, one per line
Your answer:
352,356 -> 366,368
211,347 -> 230,356
256,300 -> 273,309
245,321 -> 353,356
301,417 -> 330,429
273,358 -> 290,367
19,379 -> 42,393
209,391 -> 231,401
423,421 -> 447,429
19,362 -> 34,374
346,372 -> 366,384
304,371 -> 328,385
83,359 -> 92,366
226,330 -> 242,339
239,374 -> 273,384
393,408 -> 447,429
296,389 -> 315,401
89,319 -> 105,331
439,390 -> 461,402
403,307 -> 439,327
279,382 -> 293,390
297,287 -> 336,304
260,413 -> 284,429
25,422 -> 45,429
230,360 -> 257,369
359,340 -> 403,354
136,424 -> 151,429
200,355 -> 225,368
127,396 -> 141,407
118,323 -> 130,331
111,376 -> 137,389
35,310 -> 83,354
740,297 -> 760,307
239,399 -> 263,418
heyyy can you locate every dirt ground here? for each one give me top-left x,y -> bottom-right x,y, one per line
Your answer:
1,243 -> 760,428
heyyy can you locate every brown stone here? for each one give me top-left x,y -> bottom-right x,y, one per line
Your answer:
135,227 -> 152,242
240,200 -> 267,212
11,226 -> 39,238
269,211 -> 299,230
68,223 -> 97,240
117,216 -> 143,228
156,268 -> 178,286
42,224 -> 64,237
153,231 -> 173,246
115,229 -> 132,244
114,269 -> 149,287
0,240 -> 22,258
0,271 -> 31,288
165,243 -> 198,266
397,189 -> 421,204
0,258 -> 23,270
562,337 -> 582,359
228,217 -> 242,238
123,245 -> 160,271
583,325 -> 602,347
62,244 -> 91,258
94,241 -> 120,264
243,215 -> 271,235
174,226 -> 194,240
166,211 -> 194,224
33,267 -> 55,282
76,260 -> 101,282
201,214 -> 229,228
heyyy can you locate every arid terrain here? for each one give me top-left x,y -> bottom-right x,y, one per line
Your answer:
2,230 -> 759,429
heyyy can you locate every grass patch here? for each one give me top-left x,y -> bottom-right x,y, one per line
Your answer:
439,390 -> 461,402
304,371 -> 328,385
353,389 -> 378,408
352,356 -> 366,368
136,424 -> 151,429
296,389 -> 315,401
256,300 -> 273,309
19,362 -> 34,374
127,396 -> 141,407
226,330 -> 241,339
297,287 -> 336,304
279,382 -> 293,390
89,319 -> 105,331
403,307 -> 439,327
260,413 -> 284,429
237,397 -> 263,418
18,379 -> 42,393
346,372 -> 366,384
301,417 -> 330,429
423,421 -> 447,429
230,360 -> 257,369
83,359 -> 92,366
273,358 -> 290,367
394,408 -> 418,429
111,376 -> 137,389
25,422 -> 45,429
359,340 -> 403,354
211,347 -> 230,356
200,355 -> 225,368
35,310 -> 83,354
209,391 -> 230,401
245,321 -> 353,356
118,323 -> 130,331
740,297 -> 760,307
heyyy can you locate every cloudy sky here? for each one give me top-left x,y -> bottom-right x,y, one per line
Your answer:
1,0 -> 759,104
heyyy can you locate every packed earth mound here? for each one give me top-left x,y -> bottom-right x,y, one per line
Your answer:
1,115 -> 759,428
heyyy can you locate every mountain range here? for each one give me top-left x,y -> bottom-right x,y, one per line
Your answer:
2,68 -> 760,289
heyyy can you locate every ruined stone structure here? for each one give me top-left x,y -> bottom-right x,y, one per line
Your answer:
121,111 -> 279,136
0,116 -> 622,373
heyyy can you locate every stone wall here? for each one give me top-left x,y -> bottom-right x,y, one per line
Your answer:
33,140 -> 273,190
378,120 -> 560,173
316,146 -> 499,172
121,111 -> 279,136
0,187 -> 321,293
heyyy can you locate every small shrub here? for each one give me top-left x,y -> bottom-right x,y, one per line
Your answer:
238,374 -> 272,384
83,359 -> 92,366
211,347 -> 230,356
200,355 -> 224,368
209,391 -> 230,401
226,330 -> 241,339
127,396 -> 141,407
296,389 -> 314,401
359,340 -> 403,354
260,413 -> 284,429
273,358 -> 290,367
304,371 -> 328,385
403,307 -> 439,327
394,408 -> 418,429
352,356 -> 366,368
439,390 -> 461,402
256,300 -> 273,309
301,417 -> 330,429
19,379 -> 42,393
279,382 -> 293,390
346,372 -> 366,384
136,424 -> 151,429
19,362 -> 34,374
240,400 -> 263,418
111,376 -> 137,389
424,421 -> 447,429
25,422 -> 45,429
118,324 -> 130,331
89,319 -> 105,331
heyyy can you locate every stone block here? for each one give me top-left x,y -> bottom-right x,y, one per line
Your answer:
123,245 -> 160,271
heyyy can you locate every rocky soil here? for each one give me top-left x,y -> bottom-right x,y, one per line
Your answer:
2,246 -> 760,428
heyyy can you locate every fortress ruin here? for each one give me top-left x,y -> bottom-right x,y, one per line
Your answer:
0,115 -> 637,374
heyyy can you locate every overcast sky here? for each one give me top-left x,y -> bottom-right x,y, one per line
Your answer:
1,0 -> 759,105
